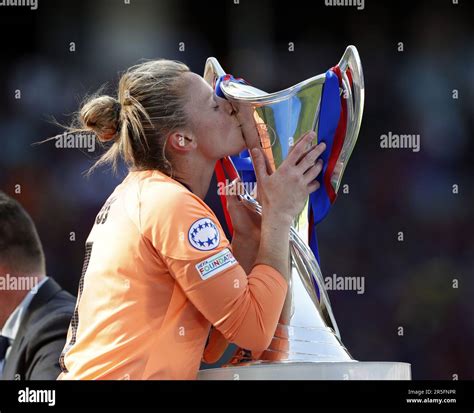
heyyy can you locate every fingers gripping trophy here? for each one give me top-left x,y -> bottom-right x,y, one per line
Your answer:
199,46 -> 411,380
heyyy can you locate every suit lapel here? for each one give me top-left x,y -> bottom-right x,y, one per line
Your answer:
2,278 -> 62,379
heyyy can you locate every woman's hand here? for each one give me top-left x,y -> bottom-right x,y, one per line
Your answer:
225,179 -> 261,274
251,130 -> 326,223
225,179 -> 261,240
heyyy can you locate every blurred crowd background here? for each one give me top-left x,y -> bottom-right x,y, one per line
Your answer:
0,0 -> 472,379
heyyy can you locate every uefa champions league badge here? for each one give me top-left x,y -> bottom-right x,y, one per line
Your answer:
188,218 -> 220,251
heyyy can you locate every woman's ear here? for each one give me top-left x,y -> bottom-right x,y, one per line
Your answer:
167,131 -> 197,153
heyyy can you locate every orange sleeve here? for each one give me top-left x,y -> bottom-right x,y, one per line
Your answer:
202,327 -> 229,364
165,259 -> 287,353
140,185 -> 288,352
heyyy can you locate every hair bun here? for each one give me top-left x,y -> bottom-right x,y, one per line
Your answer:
80,96 -> 122,142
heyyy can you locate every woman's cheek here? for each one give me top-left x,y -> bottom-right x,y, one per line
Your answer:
216,117 -> 228,136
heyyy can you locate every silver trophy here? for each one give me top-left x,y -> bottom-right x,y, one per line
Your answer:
199,46 -> 411,380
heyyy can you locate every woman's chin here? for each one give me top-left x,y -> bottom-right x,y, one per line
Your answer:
230,138 -> 247,156
227,147 -> 244,157
221,132 -> 247,157
236,141 -> 248,154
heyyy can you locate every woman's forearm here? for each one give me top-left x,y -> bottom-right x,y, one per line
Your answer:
231,232 -> 260,274
232,211 -> 291,278
253,211 -> 291,279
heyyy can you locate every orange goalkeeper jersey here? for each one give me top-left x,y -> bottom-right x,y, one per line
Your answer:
57,169 -> 287,380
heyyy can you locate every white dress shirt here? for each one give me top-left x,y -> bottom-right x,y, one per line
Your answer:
0,277 -> 49,375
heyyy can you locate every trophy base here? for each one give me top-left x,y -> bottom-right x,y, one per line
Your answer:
198,361 -> 411,380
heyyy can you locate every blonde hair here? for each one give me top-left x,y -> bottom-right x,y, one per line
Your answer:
72,59 -> 190,175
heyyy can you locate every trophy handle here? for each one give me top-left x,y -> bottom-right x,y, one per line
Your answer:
337,45 -> 364,130
332,45 -> 365,192
204,57 -> 226,92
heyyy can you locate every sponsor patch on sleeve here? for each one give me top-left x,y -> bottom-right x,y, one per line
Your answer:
195,248 -> 238,280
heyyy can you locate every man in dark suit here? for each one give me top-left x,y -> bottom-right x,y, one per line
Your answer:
0,191 -> 75,380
